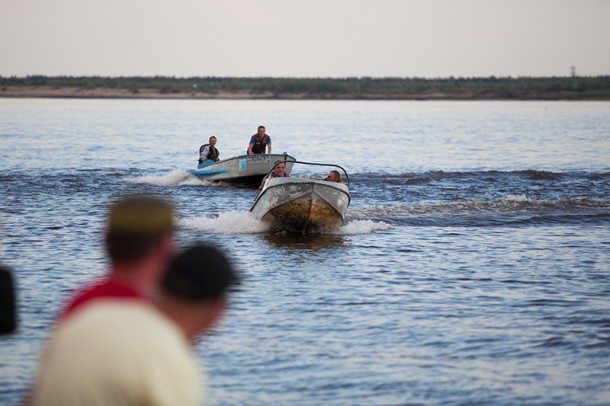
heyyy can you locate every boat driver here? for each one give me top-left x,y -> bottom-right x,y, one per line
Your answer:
325,170 -> 344,184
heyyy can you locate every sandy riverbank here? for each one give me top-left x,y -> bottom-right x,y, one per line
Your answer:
0,86 -> 279,100
0,85 -> 526,100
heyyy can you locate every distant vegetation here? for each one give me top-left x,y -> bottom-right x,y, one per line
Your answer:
2,75 -> 610,100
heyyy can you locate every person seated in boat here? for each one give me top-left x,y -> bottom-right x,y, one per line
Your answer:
198,136 -> 220,164
325,170 -> 345,184
247,125 -> 272,155
259,161 -> 289,190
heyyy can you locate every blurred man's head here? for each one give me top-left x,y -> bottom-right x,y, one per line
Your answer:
160,244 -> 240,339
105,195 -> 174,263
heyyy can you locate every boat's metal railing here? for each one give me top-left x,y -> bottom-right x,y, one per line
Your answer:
267,160 -> 350,187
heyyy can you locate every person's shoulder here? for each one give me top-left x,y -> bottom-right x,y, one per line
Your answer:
63,300 -> 152,327
60,279 -> 142,319
58,301 -> 177,346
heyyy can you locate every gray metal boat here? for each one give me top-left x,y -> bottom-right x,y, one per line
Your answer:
250,161 -> 350,234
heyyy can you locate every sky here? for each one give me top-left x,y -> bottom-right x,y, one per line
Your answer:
1,0 -> 609,78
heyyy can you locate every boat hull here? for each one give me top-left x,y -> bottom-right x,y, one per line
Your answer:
251,178 -> 350,234
187,153 -> 296,187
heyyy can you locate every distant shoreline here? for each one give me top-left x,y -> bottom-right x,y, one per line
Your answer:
2,86 -> 609,101
2,75 -> 610,100
0,86 -> 274,100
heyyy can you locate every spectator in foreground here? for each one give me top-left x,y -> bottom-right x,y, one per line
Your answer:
59,194 -> 175,320
0,264 -> 16,334
31,243 -> 240,406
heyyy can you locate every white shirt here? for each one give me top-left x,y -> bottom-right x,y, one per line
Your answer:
32,301 -> 205,406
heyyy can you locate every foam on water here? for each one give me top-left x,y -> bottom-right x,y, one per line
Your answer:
125,169 -> 216,187
334,219 -> 392,235
178,212 -> 391,235
179,211 -> 270,234
503,194 -> 530,202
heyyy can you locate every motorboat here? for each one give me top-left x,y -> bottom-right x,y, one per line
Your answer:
187,153 -> 296,187
250,161 -> 351,234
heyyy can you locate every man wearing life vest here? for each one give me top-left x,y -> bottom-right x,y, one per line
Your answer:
199,136 -> 220,164
247,126 -> 272,154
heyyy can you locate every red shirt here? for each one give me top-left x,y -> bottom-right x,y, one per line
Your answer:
60,278 -> 143,320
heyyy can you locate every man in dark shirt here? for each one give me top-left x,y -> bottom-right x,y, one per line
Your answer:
247,125 -> 272,154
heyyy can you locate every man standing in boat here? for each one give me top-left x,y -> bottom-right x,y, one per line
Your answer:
247,125 -> 272,154
199,136 -> 220,164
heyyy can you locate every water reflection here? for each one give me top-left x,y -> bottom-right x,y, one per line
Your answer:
262,233 -> 348,251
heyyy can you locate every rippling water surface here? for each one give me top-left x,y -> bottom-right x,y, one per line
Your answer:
1,99 -> 610,405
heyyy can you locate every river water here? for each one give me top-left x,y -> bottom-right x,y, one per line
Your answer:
1,98 -> 610,405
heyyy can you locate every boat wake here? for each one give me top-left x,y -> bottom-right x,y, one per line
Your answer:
179,211 -> 270,234
334,220 -> 392,235
178,211 -> 391,235
349,195 -> 610,227
125,169 -> 218,187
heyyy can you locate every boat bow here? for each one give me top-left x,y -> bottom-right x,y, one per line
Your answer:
250,161 -> 351,234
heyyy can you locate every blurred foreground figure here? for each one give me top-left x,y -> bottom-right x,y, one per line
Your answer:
31,244 -> 239,406
0,264 -> 17,334
60,194 -> 175,319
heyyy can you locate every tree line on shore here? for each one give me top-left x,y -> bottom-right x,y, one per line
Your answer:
2,75 -> 610,99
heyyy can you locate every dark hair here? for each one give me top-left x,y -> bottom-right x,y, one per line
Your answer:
258,125 -> 265,130
162,244 -> 239,302
106,233 -> 166,262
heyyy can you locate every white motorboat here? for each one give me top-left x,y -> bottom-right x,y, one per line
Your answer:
188,153 -> 296,187
250,161 -> 351,234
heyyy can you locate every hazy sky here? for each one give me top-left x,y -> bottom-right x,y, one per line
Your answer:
1,0 -> 609,78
